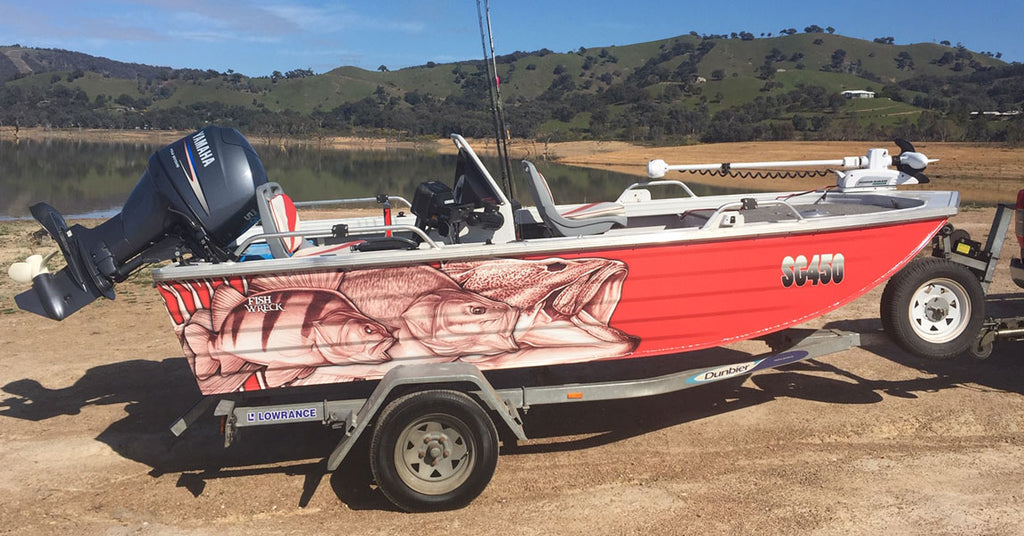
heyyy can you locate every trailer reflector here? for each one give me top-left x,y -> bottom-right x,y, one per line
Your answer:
1015,189 -> 1023,249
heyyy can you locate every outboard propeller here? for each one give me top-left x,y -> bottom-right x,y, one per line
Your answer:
7,252 -> 56,283
893,138 -> 932,184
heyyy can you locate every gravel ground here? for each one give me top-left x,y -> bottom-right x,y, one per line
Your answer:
1,201 -> 1022,535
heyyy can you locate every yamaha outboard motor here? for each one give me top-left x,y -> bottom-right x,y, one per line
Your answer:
16,125 -> 267,320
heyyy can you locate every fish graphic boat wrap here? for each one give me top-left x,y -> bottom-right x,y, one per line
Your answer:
159,257 -> 637,394
159,213 -> 940,395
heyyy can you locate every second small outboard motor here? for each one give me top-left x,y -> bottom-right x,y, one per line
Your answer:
16,125 -> 268,320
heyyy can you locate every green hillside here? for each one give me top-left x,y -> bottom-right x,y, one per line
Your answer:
1,32 -> 1021,144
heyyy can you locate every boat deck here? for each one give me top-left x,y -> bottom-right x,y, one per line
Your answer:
154,134 -> 960,281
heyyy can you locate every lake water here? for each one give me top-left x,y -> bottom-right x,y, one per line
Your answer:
0,137 -> 736,221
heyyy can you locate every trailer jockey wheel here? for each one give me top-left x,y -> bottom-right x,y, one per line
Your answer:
881,257 -> 985,360
968,332 -> 995,360
370,390 -> 498,512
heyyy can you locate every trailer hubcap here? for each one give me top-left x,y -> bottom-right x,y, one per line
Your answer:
419,432 -> 452,466
395,415 -> 474,495
908,277 -> 972,343
923,297 -> 949,322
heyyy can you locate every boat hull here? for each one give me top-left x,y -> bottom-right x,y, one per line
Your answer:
157,218 -> 945,395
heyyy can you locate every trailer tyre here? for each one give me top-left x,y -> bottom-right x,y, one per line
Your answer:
881,257 -> 985,359
370,390 -> 498,512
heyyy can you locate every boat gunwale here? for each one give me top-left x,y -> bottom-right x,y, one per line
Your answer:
152,189 -> 958,282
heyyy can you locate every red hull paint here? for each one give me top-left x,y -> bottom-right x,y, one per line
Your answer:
571,218 -> 945,356
158,218 -> 945,394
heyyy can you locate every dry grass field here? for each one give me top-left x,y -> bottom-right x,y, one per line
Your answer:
554,141 -> 1024,205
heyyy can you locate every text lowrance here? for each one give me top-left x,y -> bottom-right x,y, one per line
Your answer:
247,407 -> 319,423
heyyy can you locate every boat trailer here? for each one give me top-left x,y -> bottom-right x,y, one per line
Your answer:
932,198 -> 1024,358
170,327 -> 858,511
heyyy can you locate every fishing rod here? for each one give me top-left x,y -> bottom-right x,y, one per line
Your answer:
476,0 -> 517,204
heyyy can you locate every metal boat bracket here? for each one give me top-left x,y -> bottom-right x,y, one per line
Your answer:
936,204 -> 1014,293
214,399 -> 238,448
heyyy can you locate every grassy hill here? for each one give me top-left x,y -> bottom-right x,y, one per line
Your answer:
0,32 -> 1019,143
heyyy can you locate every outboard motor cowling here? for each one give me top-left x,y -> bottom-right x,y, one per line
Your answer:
16,126 -> 268,320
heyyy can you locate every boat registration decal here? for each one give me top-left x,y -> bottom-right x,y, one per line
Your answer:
781,253 -> 845,287
247,407 -> 318,423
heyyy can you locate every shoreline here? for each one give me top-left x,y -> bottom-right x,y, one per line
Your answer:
0,126 -> 627,159
2,126 -> 1021,204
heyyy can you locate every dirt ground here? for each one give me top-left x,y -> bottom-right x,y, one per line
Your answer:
2,143 -> 1024,534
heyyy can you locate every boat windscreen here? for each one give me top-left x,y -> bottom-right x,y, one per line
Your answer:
453,149 -> 501,208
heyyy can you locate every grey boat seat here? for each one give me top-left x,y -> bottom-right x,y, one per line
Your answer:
522,160 -> 626,237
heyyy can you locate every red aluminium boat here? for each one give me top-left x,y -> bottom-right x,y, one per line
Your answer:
10,126 -> 969,511
12,127 -> 957,395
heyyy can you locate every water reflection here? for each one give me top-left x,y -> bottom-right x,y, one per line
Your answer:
0,138 -> 736,220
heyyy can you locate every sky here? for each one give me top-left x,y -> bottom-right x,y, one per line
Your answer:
1,0 -> 1021,77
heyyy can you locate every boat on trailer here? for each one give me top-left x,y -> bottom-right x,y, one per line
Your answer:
9,126 -> 963,510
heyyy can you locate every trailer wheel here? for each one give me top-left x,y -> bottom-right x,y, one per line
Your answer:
370,389 -> 498,512
881,257 -> 985,359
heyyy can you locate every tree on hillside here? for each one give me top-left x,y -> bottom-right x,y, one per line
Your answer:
792,114 -> 808,131
830,49 -> 847,69
378,65 -> 389,72
826,26 -> 835,34
894,51 -> 915,71
804,25 -> 824,33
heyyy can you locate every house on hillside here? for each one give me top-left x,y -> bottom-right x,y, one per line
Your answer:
969,111 -> 1022,120
841,90 -> 875,99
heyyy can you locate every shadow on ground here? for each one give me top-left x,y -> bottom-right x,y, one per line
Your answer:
2,310 -> 1021,510
822,315 -> 1024,397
